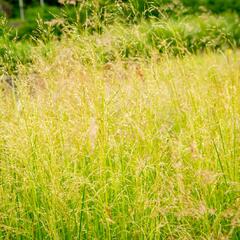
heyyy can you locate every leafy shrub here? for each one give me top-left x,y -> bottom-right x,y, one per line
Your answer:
146,13 -> 240,55
14,6 -> 60,38
0,17 -> 31,75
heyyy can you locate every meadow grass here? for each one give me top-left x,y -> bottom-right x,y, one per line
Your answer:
1,0 -> 240,237
0,38 -> 239,239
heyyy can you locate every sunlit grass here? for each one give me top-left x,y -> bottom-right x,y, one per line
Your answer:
0,41 -> 239,239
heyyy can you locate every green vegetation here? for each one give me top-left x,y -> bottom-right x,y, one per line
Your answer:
0,1 -> 240,239
1,0 -> 240,37
0,40 -> 240,239
1,13 -> 240,74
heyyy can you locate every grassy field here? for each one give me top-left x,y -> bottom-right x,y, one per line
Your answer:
0,2 -> 240,238
0,31 -> 240,238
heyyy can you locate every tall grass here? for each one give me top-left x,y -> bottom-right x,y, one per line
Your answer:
1,13 -> 240,77
0,3 -> 240,238
0,32 -> 239,238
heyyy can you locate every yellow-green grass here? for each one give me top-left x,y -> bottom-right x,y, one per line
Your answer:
0,46 -> 240,239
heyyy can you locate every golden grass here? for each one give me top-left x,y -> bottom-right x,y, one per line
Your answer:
0,45 -> 239,239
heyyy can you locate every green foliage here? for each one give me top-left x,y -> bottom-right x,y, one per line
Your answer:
66,13 -> 240,62
183,0 -> 240,14
13,6 -> 60,38
0,17 -> 31,75
1,12 -> 240,76
146,14 -> 240,55
5,0 -> 240,38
